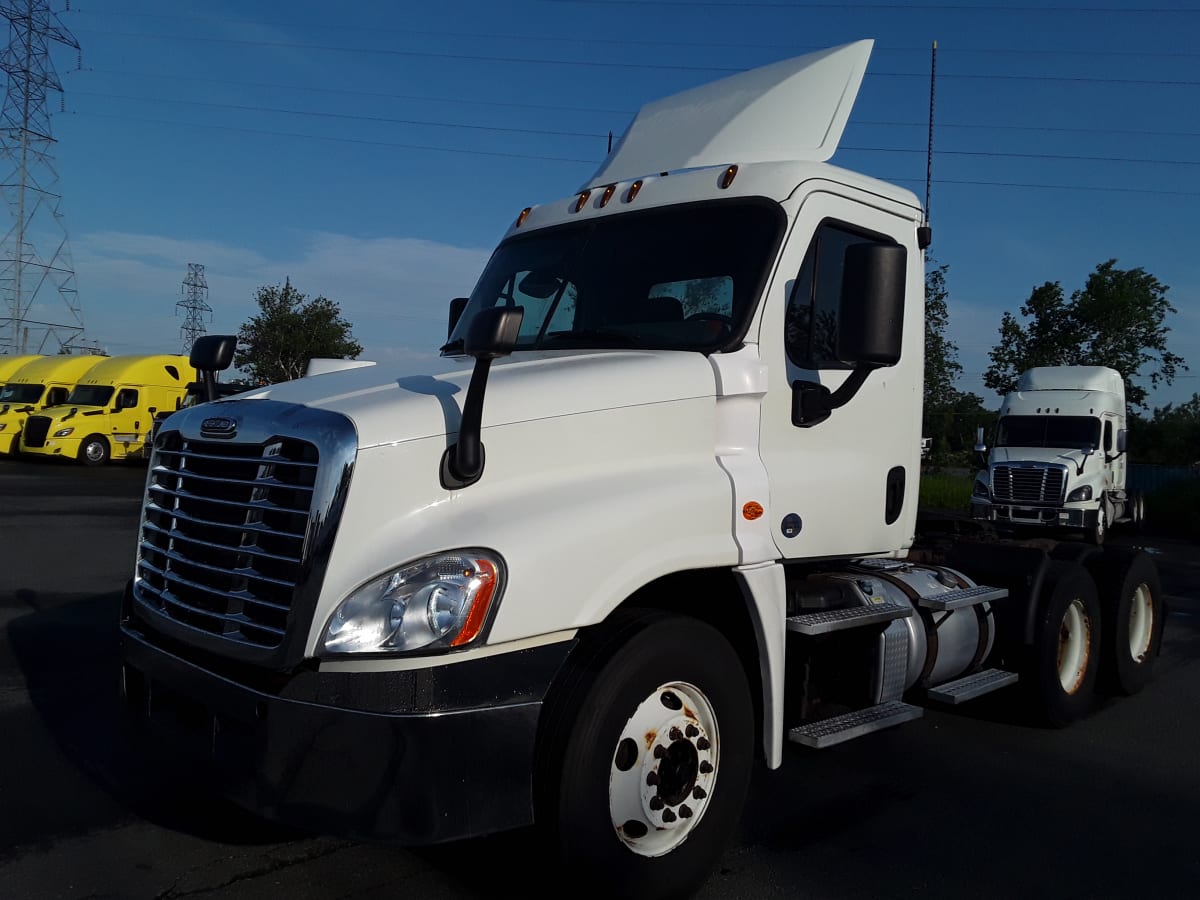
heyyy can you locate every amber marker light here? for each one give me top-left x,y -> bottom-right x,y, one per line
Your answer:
515,207 -> 532,228
742,501 -> 764,521
600,184 -> 616,207
626,179 -> 643,202
574,190 -> 591,212
450,558 -> 500,647
720,165 -> 739,189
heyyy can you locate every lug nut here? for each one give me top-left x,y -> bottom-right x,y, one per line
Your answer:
669,726 -> 683,741
699,760 -> 713,774
649,796 -> 664,811
661,808 -> 677,823
646,771 -> 659,786
685,724 -> 699,738
697,737 -> 711,751
692,786 -> 707,800
653,745 -> 666,759
679,804 -> 693,818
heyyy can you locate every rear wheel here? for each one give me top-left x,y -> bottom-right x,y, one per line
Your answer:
537,610 -> 753,900
78,434 -> 110,466
1029,561 -> 1101,727
1090,549 -> 1164,696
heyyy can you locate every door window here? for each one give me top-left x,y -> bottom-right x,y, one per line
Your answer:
116,389 -> 139,409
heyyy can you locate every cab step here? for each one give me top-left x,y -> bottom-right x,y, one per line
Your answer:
925,668 -> 1018,705
917,584 -> 1007,611
788,700 -> 923,749
786,602 -> 912,636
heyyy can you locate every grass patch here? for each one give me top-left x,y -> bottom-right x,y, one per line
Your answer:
919,471 -> 975,512
1147,478 -> 1200,542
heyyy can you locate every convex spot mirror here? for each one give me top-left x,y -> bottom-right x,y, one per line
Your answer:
836,242 -> 906,369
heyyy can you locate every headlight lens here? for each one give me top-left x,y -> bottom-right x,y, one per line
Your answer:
53,427 -> 74,437
972,478 -> 989,498
1067,485 -> 1093,502
320,551 -> 502,655
0,423 -> 6,432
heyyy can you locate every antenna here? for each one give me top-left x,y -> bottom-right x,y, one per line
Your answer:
177,262 -> 211,352
919,40 -> 937,250
0,0 -> 84,354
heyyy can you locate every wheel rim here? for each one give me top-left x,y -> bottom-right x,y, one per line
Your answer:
85,441 -> 105,462
1056,598 -> 1092,694
1095,510 -> 1105,541
609,681 -> 718,858
1127,583 -> 1154,663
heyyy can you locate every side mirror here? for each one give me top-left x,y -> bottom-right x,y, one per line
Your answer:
974,426 -> 987,454
465,306 -> 524,359
836,242 -> 906,368
448,297 -> 469,340
1082,443 -> 1095,457
1117,429 -> 1128,453
190,334 -> 237,373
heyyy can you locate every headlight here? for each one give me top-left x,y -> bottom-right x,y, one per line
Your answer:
972,478 -> 989,498
0,423 -> 6,432
1067,485 -> 1093,502
53,427 -> 74,437
320,551 -> 502,655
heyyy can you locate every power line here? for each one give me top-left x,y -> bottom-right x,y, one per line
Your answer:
71,90 -> 1200,169
548,1 -> 1200,10
70,29 -> 1200,86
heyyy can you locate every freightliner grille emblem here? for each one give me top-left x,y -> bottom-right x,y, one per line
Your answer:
200,416 -> 238,438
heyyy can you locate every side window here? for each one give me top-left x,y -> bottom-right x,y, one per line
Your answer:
46,387 -> 67,405
116,389 -> 139,409
785,221 -> 894,370
493,271 -> 577,341
1103,420 -> 1113,452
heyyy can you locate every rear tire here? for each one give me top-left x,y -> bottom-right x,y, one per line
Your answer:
536,610 -> 753,900
78,434 -> 110,466
1028,561 -> 1101,727
1090,549 -> 1163,696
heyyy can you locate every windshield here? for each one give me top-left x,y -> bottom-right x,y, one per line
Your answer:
997,415 -> 1101,451
0,383 -> 44,404
66,385 -> 114,407
445,200 -> 784,354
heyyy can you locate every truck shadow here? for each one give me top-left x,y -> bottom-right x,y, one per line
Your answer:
4,589 -> 300,853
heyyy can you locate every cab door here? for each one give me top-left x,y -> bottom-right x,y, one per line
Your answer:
756,187 -> 924,559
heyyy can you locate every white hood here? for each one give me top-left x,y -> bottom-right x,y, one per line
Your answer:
235,350 -> 718,449
989,446 -> 1094,471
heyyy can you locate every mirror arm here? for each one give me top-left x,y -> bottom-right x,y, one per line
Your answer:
792,366 -> 873,428
440,358 -> 492,489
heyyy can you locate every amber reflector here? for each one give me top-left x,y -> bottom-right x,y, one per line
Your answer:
574,190 -> 591,212
720,165 -> 738,189
515,207 -> 532,227
600,184 -> 616,207
450,559 -> 499,647
627,180 -> 643,202
742,501 -> 764,521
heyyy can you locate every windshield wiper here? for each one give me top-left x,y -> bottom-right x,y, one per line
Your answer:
538,329 -> 642,349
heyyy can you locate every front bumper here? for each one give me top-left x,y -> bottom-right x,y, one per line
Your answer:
120,591 -> 574,844
970,501 -> 1098,530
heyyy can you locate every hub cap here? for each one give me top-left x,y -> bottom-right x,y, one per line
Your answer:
1057,598 -> 1092,694
1128,583 -> 1154,662
610,681 -> 718,857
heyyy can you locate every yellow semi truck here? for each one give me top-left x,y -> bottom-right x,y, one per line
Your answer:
0,354 -> 107,455
0,354 -> 43,390
21,354 -> 195,465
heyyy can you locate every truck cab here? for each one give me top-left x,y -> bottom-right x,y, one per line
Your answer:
21,354 -> 195,465
970,366 -> 1136,544
0,354 -> 43,391
0,354 -> 106,455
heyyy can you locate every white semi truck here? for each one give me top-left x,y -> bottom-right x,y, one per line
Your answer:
120,42 -> 1165,899
970,365 -> 1144,545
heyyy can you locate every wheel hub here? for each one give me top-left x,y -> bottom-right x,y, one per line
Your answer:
610,682 -> 718,856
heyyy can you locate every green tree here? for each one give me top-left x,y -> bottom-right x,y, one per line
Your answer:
922,261 -> 988,465
983,260 -> 1187,408
236,280 -> 363,385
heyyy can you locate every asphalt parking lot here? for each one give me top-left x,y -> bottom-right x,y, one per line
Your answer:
2,458 -> 1199,899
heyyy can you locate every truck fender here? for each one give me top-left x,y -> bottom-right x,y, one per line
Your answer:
733,561 -> 786,769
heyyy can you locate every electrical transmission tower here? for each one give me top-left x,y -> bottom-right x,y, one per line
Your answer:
177,262 -> 211,352
0,0 -> 82,355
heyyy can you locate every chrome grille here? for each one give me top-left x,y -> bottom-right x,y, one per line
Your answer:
23,415 -> 51,448
135,431 -> 318,648
992,464 -> 1065,504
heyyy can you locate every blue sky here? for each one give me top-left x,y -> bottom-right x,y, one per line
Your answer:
20,0 -> 1200,409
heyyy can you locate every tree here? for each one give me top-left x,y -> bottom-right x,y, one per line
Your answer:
983,260 -> 1187,409
922,261 -> 988,465
235,280 -> 363,385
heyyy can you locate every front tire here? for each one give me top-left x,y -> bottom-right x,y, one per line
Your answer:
78,434 -> 110,466
537,610 -> 753,900
1029,561 -> 1102,727
1086,505 -> 1106,545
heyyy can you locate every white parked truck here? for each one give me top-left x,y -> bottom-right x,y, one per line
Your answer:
120,41 -> 1165,899
970,365 -> 1143,544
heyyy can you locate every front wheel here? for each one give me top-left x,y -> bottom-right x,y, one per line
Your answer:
1086,506 -> 1106,545
537,610 -> 753,900
78,434 -> 110,466
1028,561 -> 1102,727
